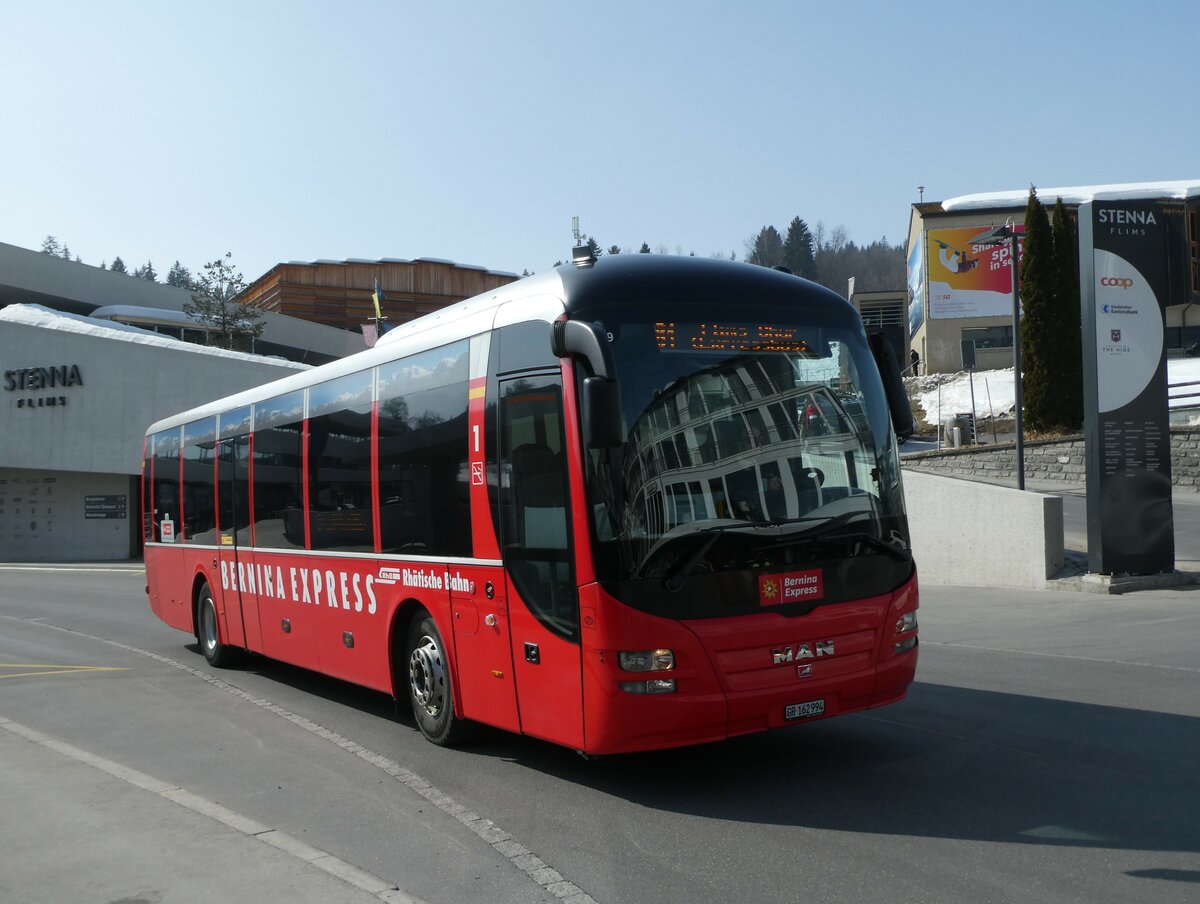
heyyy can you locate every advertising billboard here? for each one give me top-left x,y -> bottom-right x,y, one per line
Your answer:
926,225 -> 1024,319
907,232 -> 924,338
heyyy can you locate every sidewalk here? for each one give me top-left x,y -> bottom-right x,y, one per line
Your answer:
0,719 -> 419,904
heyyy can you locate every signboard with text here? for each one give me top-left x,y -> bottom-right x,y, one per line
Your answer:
1079,200 -> 1174,575
926,225 -> 1025,319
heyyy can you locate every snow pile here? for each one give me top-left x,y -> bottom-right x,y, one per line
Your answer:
0,303 -> 310,370
911,369 -> 1015,426
911,357 -> 1200,427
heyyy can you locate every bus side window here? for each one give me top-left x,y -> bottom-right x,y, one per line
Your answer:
151,428 -> 181,542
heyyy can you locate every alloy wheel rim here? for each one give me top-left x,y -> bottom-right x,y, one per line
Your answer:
408,634 -> 445,717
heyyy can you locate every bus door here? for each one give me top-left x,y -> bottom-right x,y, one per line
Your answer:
498,373 -> 584,749
215,428 -> 254,651
449,563 -> 519,732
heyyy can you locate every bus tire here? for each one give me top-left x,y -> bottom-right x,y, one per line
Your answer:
406,613 -> 469,746
197,582 -> 234,668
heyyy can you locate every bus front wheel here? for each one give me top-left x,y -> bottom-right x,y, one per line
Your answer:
405,614 -> 470,747
197,582 -> 233,668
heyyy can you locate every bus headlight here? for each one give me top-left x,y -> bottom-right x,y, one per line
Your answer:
618,649 -> 674,672
894,611 -> 918,655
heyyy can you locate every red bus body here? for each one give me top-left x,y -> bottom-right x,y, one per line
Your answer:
143,257 -> 917,755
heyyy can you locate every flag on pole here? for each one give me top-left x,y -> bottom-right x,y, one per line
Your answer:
371,279 -> 385,320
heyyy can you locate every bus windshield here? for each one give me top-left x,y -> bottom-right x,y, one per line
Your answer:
581,311 -> 911,616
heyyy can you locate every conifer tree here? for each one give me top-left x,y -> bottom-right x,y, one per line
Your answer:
783,217 -> 818,280
746,226 -> 784,267
183,252 -> 264,351
166,261 -> 194,288
639,242 -> 651,253
110,256 -> 128,274
1019,188 -> 1055,433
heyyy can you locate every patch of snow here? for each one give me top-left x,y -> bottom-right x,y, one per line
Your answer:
943,180 -> 1200,212
912,357 -> 1200,426
0,304 -> 310,370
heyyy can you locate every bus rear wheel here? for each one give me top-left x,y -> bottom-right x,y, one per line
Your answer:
405,614 -> 470,746
197,582 -> 234,668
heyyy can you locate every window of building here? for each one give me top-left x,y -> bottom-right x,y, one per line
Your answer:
962,325 -> 1013,349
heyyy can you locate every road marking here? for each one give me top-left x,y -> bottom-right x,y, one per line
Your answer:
0,565 -> 144,574
0,716 -> 427,904
0,664 -> 130,680
0,613 -> 600,904
922,640 -> 1200,673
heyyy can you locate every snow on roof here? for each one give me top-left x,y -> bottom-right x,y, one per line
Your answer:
942,180 -> 1200,213
0,303 -> 310,370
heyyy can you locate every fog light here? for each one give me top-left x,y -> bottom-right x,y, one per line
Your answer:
895,635 -> 917,654
619,678 -> 677,694
618,649 -> 674,672
895,611 -> 917,634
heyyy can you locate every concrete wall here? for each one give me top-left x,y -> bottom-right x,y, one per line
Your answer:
904,470 -> 1064,589
0,468 -> 138,561
903,427 -> 1200,491
1,315 -> 306,476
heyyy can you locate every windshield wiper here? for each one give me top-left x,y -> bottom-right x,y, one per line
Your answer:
658,516 -> 843,591
756,516 -> 910,562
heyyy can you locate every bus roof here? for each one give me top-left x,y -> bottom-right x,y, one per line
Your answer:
144,256 -> 850,437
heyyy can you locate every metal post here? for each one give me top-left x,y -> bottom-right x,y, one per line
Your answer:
1010,232 -> 1025,490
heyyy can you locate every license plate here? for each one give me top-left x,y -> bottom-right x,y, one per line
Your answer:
784,699 -> 825,721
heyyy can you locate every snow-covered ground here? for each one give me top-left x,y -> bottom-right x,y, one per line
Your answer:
911,357 -> 1200,426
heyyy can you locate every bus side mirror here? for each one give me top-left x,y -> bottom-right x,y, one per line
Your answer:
582,376 -> 623,448
868,333 -> 914,442
553,319 -> 624,448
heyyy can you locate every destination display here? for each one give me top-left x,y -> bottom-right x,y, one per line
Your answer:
654,321 -> 814,354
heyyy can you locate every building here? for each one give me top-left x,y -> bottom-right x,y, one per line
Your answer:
907,180 -> 1200,374
0,242 -> 517,562
240,258 -> 518,335
0,305 -> 309,561
0,241 -> 362,364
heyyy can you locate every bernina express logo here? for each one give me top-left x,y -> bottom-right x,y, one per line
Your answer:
772,641 -> 834,665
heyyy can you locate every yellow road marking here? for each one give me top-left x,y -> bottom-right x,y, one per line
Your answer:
0,664 -> 130,679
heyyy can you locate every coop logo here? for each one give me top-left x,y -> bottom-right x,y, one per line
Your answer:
1100,277 -> 1134,288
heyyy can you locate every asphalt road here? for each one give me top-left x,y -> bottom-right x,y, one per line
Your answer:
1,566 -> 1198,904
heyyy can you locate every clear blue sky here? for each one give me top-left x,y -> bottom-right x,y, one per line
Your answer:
2,1 -> 1197,282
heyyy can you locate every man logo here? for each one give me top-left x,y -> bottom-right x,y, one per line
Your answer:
1101,277 -> 1134,288
1112,329 -> 1122,343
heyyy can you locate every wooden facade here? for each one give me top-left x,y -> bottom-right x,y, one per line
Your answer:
240,258 -> 519,335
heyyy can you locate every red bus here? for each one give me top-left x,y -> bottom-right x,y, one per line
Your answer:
142,255 -> 918,755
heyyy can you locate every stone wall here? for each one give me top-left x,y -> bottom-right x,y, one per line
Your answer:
902,427 -> 1200,491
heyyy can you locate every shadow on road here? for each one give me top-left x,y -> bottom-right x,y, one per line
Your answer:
186,645 -> 1200,857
